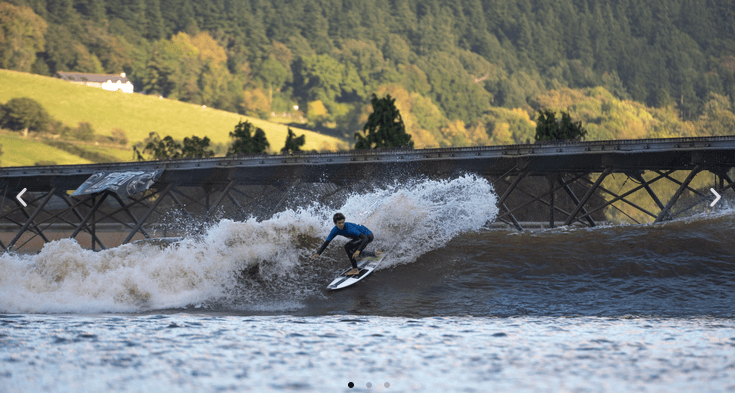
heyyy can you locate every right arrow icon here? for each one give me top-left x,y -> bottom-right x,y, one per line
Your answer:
710,188 -> 721,207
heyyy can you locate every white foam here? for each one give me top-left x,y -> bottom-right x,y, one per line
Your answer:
0,175 -> 498,313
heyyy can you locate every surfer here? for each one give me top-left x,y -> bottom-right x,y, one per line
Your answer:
311,213 -> 375,276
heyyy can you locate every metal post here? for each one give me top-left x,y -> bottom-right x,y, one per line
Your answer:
0,184 -> 8,251
654,165 -> 702,223
8,187 -> 57,251
564,168 -> 611,226
91,195 -> 96,251
548,175 -> 555,228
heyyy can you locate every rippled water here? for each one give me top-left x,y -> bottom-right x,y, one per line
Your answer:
2,175 -> 735,391
2,314 -> 734,392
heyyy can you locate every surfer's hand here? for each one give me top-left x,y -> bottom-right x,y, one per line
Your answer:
311,254 -> 320,260
352,250 -> 360,259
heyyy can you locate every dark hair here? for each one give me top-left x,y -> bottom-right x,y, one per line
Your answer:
333,212 -> 345,223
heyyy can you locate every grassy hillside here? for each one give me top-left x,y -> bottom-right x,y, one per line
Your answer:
0,70 -> 347,154
0,133 -> 94,167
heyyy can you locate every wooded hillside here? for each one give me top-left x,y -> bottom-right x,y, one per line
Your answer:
2,0 -> 734,147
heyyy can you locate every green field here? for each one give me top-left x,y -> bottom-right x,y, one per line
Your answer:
0,133 -> 94,167
0,70 -> 346,156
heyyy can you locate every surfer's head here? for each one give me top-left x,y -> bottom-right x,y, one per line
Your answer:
333,212 -> 345,229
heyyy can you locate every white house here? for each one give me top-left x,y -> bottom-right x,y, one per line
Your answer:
55,71 -> 134,93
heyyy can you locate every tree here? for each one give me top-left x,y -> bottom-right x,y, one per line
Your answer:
227,120 -> 270,155
134,132 -> 215,160
182,135 -> 215,157
0,97 -> 51,136
355,94 -> 414,149
0,3 -> 48,72
534,109 -> 587,142
281,128 -> 305,153
134,131 -> 182,160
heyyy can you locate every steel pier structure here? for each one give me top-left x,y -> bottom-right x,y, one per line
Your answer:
2,135 -> 735,252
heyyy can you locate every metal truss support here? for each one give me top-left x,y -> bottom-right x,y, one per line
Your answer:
576,176 -> 658,220
654,165 -> 702,223
654,170 -> 709,200
108,193 -> 150,239
497,168 -> 530,207
271,179 -> 302,215
123,184 -> 173,244
491,166 -> 519,186
564,168 -> 612,226
227,193 -> 248,219
634,173 -> 665,211
575,170 -> 675,222
558,175 -> 596,227
7,187 -> 57,251
496,172 -> 590,225
669,169 -> 735,219
70,191 -> 109,240
58,192 -> 106,250
501,203 -> 523,231
14,198 -> 51,244
205,180 -> 237,218
168,189 -> 196,222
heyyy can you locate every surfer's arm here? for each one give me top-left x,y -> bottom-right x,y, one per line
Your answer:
312,239 -> 331,259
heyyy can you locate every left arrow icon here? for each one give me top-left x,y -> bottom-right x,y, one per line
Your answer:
16,188 -> 27,207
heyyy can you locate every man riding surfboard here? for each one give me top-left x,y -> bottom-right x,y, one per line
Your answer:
311,213 -> 376,276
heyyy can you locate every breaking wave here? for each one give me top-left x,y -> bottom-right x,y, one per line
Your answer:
0,174 -> 498,313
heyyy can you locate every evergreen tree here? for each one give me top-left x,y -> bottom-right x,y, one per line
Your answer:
355,94 -> 413,149
227,120 -> 270,155
145,0 -> 165,40
534,109 -> 587,142
281,128 -> 306,153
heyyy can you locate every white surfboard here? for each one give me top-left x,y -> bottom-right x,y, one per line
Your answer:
327,252 -> 385,290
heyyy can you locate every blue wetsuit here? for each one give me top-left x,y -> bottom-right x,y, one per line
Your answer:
316,223 -> 374,269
